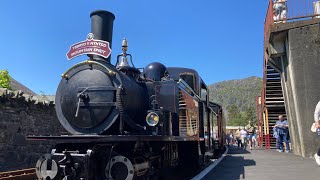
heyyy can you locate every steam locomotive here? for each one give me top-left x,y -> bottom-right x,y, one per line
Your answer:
29,10 -> 225,180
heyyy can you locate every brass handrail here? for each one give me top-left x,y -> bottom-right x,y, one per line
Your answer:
61,60 -> 116,79
266,108 -> 269,135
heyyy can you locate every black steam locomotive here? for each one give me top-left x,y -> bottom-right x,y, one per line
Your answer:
29,10 -> 225,180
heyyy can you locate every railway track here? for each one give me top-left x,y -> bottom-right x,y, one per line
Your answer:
0,168 -> 36,180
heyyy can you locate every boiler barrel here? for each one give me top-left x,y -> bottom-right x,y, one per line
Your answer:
55,62 -> 148,134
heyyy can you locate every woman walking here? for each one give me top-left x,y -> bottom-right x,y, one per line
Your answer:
235,128 -> 242,149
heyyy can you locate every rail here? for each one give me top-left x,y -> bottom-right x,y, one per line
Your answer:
265,107 -> 271,149
0,168 -> 36,180
61,60 -> 116,79
285,0 -> 320,21
264,0 -> 274,42
256,96 -> 264,148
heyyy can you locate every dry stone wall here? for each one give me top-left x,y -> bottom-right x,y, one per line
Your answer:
0,88 -> 65,171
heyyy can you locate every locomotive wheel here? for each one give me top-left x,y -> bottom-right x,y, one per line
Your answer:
105,153 -> 135,180
35,154 -> 59,180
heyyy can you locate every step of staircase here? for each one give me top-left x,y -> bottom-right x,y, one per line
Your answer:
267,74 -> 281,78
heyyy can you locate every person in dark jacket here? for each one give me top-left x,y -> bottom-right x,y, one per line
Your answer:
274,115 -> 289,153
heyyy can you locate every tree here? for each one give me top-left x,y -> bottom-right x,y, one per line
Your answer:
0,69 -> 11,89
227,105 -> 241,120
243,107 -> 257,124
227,105 -> 246,126
226,105 -> 257,127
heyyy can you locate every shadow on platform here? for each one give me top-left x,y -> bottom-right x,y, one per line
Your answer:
227,147 -> 251,154
201,145 -> 320,180
202,146 -> 256,180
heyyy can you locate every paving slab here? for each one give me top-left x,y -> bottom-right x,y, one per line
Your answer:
202,146 -> 320,180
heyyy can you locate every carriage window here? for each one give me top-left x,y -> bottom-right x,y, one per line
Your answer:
201,89 -> 207,101
180,74 -> 195,91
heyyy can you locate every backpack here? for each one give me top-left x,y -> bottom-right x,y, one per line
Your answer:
273,127 -> 279,138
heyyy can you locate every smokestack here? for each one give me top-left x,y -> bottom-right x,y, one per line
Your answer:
90,10 -> 115,62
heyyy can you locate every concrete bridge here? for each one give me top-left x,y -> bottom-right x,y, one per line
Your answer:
257,0 -> 320,158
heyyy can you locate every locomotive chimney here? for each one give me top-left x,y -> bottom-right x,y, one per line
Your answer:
90,10 -> 115,63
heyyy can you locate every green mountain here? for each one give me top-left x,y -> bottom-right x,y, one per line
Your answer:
208,76 -> 263,121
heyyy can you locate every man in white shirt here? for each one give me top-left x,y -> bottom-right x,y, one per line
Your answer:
240,128 -> 248,150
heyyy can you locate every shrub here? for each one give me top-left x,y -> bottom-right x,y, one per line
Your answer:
0,69 -> 12,89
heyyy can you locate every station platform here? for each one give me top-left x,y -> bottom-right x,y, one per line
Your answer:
201,146 -> 319,180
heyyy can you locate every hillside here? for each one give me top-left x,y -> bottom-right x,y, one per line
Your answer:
208,76 -> 262,120
9,78 -> 37,96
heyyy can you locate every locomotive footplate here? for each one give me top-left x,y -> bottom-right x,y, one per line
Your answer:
35,144 -> 155,180
31,136 -> 185,180
27,135 -> 203,143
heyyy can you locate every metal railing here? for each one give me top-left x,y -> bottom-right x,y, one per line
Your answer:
264,0 -> 320,42
264,0 -> 274,42
256,96 -> 264,148
286,0 -> 320,20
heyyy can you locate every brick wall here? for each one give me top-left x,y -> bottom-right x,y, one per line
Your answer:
0,88 -> 64,171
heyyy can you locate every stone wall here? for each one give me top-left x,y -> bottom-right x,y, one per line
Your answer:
0,88 -> 64,171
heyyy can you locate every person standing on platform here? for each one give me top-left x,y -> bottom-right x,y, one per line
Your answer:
275,115 -> 290,153
226,131 -> 231,146
230,131 -> 235,145
235,128 -> 242,149
273,0 -> 287,23
311,101 -> 320,166
240,127 -> 248,150
246,121 -> 256,150
252,129 -> 258,148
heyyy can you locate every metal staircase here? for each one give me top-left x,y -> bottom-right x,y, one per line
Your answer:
264,64 -> 287,148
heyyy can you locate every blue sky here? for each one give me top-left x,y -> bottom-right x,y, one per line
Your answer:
0,1 -> 269,95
